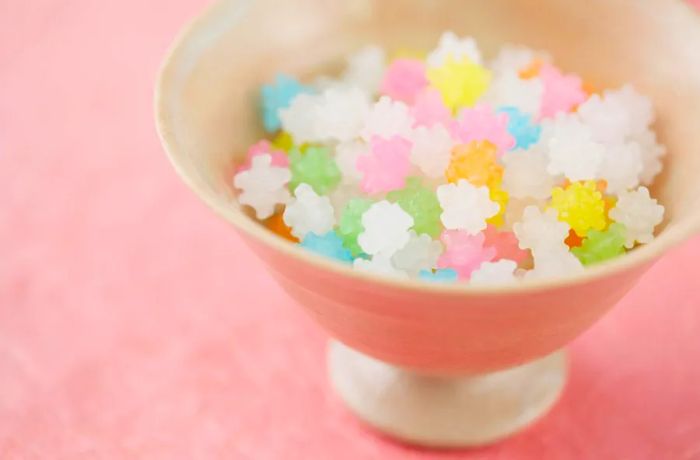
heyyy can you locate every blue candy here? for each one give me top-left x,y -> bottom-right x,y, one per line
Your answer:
418,268 -> 458,283
261,74 -> 312,132
499,106 -> 542,150
300,231 -> 353,263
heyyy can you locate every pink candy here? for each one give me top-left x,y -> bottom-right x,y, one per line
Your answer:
483,225 -> 529,264
411,89 -> 453,128
539,64 -> 586,119
380,59 -> 428,104
452,105 -> 515,154
237,140 -> 289,172
437,230 -> 496,279
356,136 -> 412,194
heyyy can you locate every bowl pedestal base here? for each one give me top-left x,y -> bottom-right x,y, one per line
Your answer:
328,341 -> 567,447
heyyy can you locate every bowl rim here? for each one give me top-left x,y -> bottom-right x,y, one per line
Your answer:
154,0 -> 700,296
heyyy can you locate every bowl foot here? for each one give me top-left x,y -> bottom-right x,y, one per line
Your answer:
328,341 -> 567,448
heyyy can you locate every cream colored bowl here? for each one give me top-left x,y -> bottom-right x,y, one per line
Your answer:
156,0 -> 700,447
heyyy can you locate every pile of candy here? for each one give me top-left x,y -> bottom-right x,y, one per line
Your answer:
233,32 -> 666,284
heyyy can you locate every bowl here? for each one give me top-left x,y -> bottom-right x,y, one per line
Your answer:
155,0 -> 700,447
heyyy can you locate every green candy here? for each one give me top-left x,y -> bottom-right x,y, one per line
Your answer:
572,223 -> 627,266
387,177 -> 442,237
338,198 -> 373,257
289,146 -> 341,195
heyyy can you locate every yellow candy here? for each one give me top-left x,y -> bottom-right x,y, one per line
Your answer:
550,181 -> 607,237
272,131 -> 294,151
486,181 -> 509,227
427,56 -> 491,112
445,141 -> 503,186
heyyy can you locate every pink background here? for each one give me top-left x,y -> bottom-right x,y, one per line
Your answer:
2,1 -> 700,458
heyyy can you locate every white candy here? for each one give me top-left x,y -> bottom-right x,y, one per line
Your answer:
605,85 -> 654,137
427,31 -> 482,68
489,44 -> 548,76
335,140 -> 367,184
279,93 -> 323,144
470,260 -> 518,285
234,154 -> 291,219
320,87 -> 372,142
546,113 -> 605,181
513,206 -> 570,252
353,253 -> 409,279
482,72 -> 543,116
436,180 -> 499,234
342,45 -> 386,96
526,246 -> 584,280
577,93 -> 631,145
283,184 -> 335,239
280,88 -> 370,144
410,124 -> 454,178
360,96 -> 415,141
503,197 -> 547,231
358,201 -> 414,256
502,147 -> 558,200
391,231 -> 443,276
633,129 -> 667,185
609,186 -> 664,248
597,142 -> 643,194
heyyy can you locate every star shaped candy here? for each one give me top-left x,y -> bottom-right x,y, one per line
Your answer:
411,89 -> 453,128
427,31 -> 482,68
539,64 -> 587,119
360,96 -> 415,141
356,136 -> 412,194
233,154 -> 291,219
289,145 -> 341,195
609,186 -> 664,248
300,231 -> 353,263
550,181 -> 607,237
409,124 -> 454,179
571,223 -> 627,266
597,142 -> 643,194
237,140 -> 289,172
261,74 -> 313,132
452,105 -> 515,153
470,259 -> 518,285
501,146 -> 558,200
436,179 -> 500,234
353,253 -> 409,279
499,106 -> 541,150
512,206 -> 570,252
437,230 -> 496,279
482,72 -> 543,117
427,56 -> 491,112
380,59 -> 428,103
283,183 -> 335,239
391,230 -> 443,276
387,177 -> 442,237
357,201 -> 414,256
546,113 -> 605,182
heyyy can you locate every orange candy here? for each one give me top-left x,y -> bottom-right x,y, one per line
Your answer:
519,59 -> 544,79
445,141 -> 503,187
565,229 -> 584,248
264,212 -> 298,242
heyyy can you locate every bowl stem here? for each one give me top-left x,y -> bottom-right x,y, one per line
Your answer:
328,341 -> 567,447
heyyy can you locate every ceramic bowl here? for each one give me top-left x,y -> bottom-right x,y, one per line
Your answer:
155,0 -> 700,447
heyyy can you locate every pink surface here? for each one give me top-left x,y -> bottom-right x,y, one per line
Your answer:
1,1 -> 700,458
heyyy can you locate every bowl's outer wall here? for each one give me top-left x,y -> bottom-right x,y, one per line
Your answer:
245,232 -> 651,374
157,0 -> 700,373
